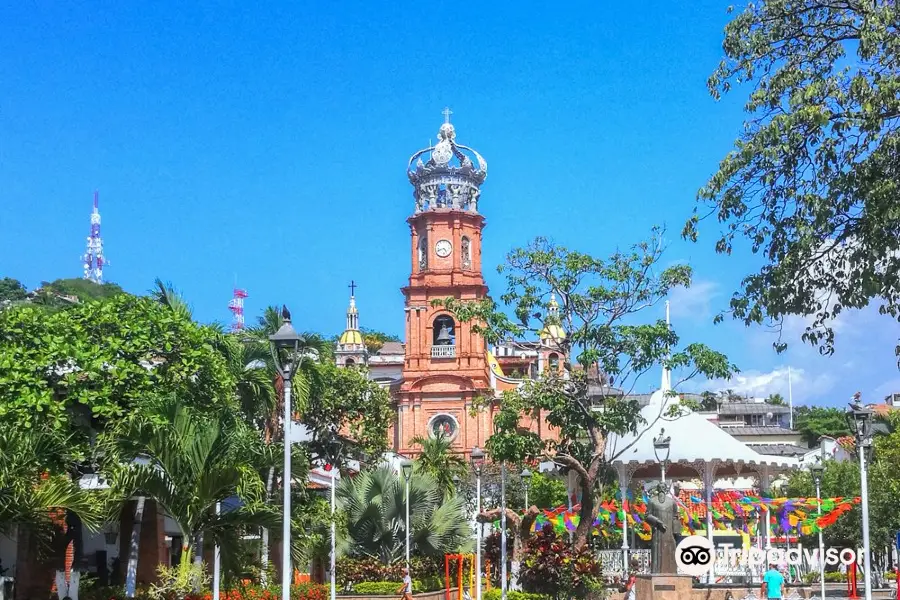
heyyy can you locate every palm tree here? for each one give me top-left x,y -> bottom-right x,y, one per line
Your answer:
337,466 -> 471,565
0,428 -> 99,560
409,433 -> 467,497
104,395 -> 278,584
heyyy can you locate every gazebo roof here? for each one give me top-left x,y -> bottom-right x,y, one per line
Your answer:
606,384 -> 797,478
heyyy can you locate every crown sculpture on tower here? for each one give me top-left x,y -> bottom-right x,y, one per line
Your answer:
407,108 -> 488,214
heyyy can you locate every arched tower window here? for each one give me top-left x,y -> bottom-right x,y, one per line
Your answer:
345,358 -> 355,367
432,315 -> 456,358
548,353 -> 560,371
418,234 -> 428,269
461,236 -> 471,269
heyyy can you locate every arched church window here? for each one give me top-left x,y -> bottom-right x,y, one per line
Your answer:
548,353 -> 559,371
419,235 -> 428,269
461,237 -> 471,269
345,358 -> 355,367
433,315 -> 455,346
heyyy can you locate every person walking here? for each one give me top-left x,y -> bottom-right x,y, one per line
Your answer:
761,563 -> 785,600
397,568 -> 414,600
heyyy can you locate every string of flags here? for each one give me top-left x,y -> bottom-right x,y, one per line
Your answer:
527,492 -> 860,541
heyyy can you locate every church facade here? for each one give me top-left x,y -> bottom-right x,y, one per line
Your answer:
334,114 -> 562,457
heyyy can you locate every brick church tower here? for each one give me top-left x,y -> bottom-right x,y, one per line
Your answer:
395,111 -> 494,456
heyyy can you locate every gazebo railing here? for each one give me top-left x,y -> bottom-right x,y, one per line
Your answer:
598,548 -> 759,582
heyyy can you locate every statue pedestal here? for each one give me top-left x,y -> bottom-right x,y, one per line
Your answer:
635,574 -> 694,600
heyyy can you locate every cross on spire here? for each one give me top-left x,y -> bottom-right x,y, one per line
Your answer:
442,107 -> 453,124
349,280 -> 357,297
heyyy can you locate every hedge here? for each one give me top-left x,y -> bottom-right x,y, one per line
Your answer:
483,590 -> 549,600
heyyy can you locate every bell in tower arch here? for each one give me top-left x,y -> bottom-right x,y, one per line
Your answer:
435,323 -> 453,346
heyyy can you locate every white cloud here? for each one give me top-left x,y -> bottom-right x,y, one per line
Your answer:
669,280 -> 719,322
684,366 -> 836,404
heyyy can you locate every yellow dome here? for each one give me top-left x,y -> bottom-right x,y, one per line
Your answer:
339,329 -> 363,345
540,324 -> 566,341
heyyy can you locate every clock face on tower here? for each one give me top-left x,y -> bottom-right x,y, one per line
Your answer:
434,239 -> 452,258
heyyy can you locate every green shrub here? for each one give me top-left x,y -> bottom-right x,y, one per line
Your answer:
352,582 -> 404,595
483,590 -> 548,600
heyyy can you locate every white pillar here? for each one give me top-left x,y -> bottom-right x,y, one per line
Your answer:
213,503 -> 221,600
475,472 -> 482,600
617,466 -> 629,575
330,466 -> 337,600
859,441 -> 873,600
500,463 -> 507,600
704,463 -> 715,584
816,478 -> 825,600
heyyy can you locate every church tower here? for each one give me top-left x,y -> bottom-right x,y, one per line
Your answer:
335,282 -> 367,367
396,110 -> 493,456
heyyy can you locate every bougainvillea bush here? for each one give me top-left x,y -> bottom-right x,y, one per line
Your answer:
519,525 -> 602,599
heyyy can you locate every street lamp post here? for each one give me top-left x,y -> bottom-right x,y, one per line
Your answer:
400,457 -> 413,569
327,436 -> 342,600
268,306 -> 304,600
653,428 -> 672,484
520,468 -> 532,509
810,457 -> 825,600
470,447 -> 485,600
500,462 -> 508,600
847,398 -> 874,600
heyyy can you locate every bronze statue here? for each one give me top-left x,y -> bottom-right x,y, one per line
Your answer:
645,482 -> 679,574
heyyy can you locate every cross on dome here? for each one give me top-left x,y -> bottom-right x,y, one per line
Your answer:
442,107 -> 453,123
349,280 -> 357,297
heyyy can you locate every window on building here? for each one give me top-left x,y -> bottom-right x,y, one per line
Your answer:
418,235 -> 428,269
461,236 -> 471,269
345,358 -> 355,367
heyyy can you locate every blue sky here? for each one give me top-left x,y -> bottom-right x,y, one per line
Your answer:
2,1 -> 897,406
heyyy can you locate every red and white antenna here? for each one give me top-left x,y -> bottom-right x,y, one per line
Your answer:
82,191 -> 106,283
228,288 -> 249,330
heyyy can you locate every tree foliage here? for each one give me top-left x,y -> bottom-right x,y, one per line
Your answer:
0,295 -> 235,440
0,427 -> 99,559
792,405 -> 852,446
360,328 -> 401,355
409,433 -> 468,497
32,278 -> 125,309
437,231 -> 735,548
337,466 -> 472,564
303,363 -> 393,463
0,277 -> 27,304
786,415 -> 900,563
685,0 -> 900,357
103,395 -> 278,582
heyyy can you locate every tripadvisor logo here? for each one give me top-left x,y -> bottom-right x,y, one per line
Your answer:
675,535 -> 865,577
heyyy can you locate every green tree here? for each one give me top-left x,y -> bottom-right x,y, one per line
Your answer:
409,433 -> 468,497
0,428 -> 99,561
793,406 -> 852,446
0,295 -> 235,440
32,278 -> 125,309
360,328 -> 400,355
684,0 -> 900,357
0,277 -> 27,304
765,393 -> 786,406
337,466 -> 472,564
700,391 -> 720,411
526,472 -> 568,510
436,231 -> 734,549
104,396 -> 278,583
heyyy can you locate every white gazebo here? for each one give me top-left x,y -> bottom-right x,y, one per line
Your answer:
603,363 -> 798,580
